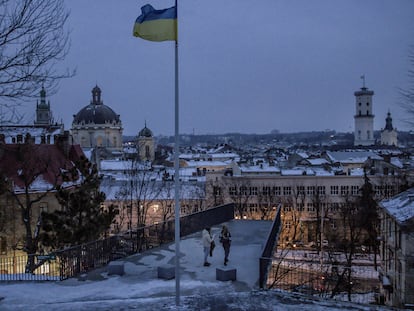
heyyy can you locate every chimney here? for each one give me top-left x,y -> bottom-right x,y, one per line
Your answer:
55,131 -> 72,156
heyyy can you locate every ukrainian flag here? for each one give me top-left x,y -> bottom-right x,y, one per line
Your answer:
133,4 -> 177,42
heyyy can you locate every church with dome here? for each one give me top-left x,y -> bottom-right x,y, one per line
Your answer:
71,85 -> 123,151
137,122 -> 155,162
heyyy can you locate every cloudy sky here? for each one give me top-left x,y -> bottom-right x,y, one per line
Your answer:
19,0 -> 414,136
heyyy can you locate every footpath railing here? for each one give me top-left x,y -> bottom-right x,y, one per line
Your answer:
266,257 -> 380,305
259,205 -> 282,289
0,203 -> 234,281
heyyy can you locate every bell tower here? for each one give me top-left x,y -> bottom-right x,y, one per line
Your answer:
34,86 -> 52,126
354,75 -> 375,146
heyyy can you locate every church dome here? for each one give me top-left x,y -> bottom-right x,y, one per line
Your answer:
138,124 -> 153,137
73,85 -> 120,125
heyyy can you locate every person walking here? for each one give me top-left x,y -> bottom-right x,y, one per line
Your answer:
202,227 -> 213,266
219,225 -> 231,265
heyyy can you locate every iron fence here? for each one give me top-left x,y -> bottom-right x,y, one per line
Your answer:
266,259 -> 381,305
259,205 -> 281,288
0,203 -> 234,281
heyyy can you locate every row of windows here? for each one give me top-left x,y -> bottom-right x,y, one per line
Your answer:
226,184 -> 396,197
283,219 -> 337,230
282,202 -> 349,213
228,185 -> 357,196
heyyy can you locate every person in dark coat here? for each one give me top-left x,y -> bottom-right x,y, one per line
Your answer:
219,225 -> 231,265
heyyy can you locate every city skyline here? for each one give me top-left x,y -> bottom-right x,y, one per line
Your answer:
15,0 -> 414,136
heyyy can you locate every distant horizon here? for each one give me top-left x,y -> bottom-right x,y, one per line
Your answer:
123,128 -> 414,138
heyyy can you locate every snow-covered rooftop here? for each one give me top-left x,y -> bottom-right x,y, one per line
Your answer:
325,151 -> 382,164
380,187 -> 414,225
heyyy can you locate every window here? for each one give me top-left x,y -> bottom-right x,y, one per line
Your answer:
329,203 -> 339,212
307,203 -> 315,212
240,186 -> 248,196
340,186 -> 349,196
317,186 -> 325,195
262,186 -> 270,196
249,187 -> 258,196
283,186 -> 291,196
284,221 -> 291,229
272,186 -> 281,195
0,237 -> 6,255
307,186 -> 315,195
229,186 -> 237,196
297,186 -> 305,195
330,186 -> 339,195
145,145 -> 150,158
351,185 -> 359,195
213,186 -> 221,196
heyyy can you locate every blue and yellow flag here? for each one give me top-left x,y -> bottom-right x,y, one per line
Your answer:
133,4 -> 177,42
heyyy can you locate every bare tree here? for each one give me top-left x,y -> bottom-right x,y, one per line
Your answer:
256,184 -> 279,220
205,178 -> 225,208
227,178 -> 251,219
0,0 -> 73,121
328,193 -> 362,301
0,142 -> 61,272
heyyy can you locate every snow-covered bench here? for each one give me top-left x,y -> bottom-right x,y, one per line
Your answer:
157,264 -> 175,280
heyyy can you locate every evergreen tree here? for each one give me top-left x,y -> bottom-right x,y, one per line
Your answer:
41,156 -> 117,249
357,171 -> 379,269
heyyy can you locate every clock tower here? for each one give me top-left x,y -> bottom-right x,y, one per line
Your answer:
354,76 -> 375,146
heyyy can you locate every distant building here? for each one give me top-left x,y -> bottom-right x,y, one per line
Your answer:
71,85 -> 123,151
0,132 -> 84,259
378,188 -> 414,308
136,123 -> 155,162
206,151 -> 404,245
0,87 -> 64,144
381,111 -> 398,146
354,78 -> 375,146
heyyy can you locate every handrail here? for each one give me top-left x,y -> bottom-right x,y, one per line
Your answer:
259,205 -> 282,289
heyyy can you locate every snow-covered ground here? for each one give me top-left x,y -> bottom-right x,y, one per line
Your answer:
0,221 -> 393,310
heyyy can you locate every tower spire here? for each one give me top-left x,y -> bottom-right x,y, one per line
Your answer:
360,74 -> 366,89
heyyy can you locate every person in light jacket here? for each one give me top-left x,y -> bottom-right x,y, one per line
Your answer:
202,227 -> 213,266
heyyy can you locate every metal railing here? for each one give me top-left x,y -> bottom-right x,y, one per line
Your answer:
266,260 -> 380,305
259,205 -> 282,288
0,203 -> 235,281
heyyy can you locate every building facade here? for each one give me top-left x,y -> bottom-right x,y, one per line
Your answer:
206,155 -> 404,246
0,133 -> 84,261
378,188 -> 414,308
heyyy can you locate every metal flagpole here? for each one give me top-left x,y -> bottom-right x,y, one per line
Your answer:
173,0 -> 180,306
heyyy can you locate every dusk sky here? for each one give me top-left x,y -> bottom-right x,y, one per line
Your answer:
19,0 -> 414,136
